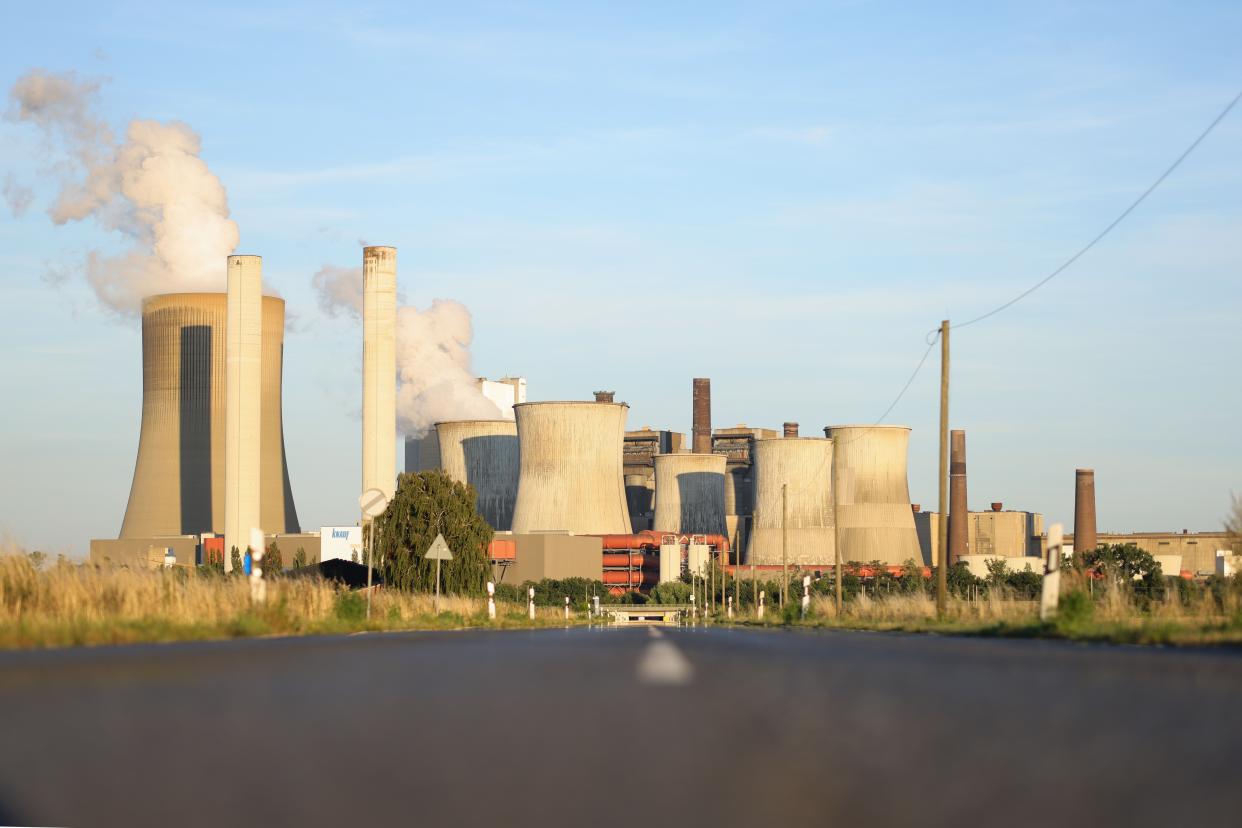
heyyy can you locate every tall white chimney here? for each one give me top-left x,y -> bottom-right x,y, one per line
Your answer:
362,246 -> 397,502
224,254 -> 263,569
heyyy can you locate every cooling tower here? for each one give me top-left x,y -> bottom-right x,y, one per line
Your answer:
436,419 -> 519,531
510,402 -> 632,535
652,453 -> 727,536
120,293 -> 299,541
825,425 -> 921,565
746,438 -> 835,566
362,245 -> 397,501
224,255 -> 263,564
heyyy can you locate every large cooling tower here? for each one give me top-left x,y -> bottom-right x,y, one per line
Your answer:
746,438 -> 835,565
652,453 -> 727,536
121,292 -> 299,540
362,246 -> 397,501
826,425 -> 921,565
510,402 -> 632,535
436,419 -> 519,531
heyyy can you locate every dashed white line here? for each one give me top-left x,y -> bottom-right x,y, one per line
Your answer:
636,632 -> 693,686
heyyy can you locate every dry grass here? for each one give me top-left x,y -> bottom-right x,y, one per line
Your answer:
0,554 -> 583,649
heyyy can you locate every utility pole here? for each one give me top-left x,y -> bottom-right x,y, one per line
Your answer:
937,319 -> 950,616
781,483 -> 789,608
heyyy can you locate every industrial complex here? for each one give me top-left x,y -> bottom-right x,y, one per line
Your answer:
90,247 -> 1241,588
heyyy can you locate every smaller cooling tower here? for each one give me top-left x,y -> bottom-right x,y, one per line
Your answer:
746,438 -> 835,566
436,419 -> 519,531
652,453 -> 727,536
510,402 -> 632,535
826,425 -> 921,565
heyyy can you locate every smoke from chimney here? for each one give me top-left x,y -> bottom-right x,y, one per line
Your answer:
6,69 -> 240,315
313,264 -> 503,436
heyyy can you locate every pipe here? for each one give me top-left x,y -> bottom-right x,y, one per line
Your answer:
602,552 -> 660,569
602,570 -> 660,586
595,530 -> 730,554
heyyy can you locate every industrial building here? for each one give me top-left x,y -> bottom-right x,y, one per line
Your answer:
915,505 -> 1044,568
118,291 -> 299,540
623,426 -> 685,531
436,419 -> 520,531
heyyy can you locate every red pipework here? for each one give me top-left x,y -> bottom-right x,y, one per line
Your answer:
602,552 -> 660,569
595,530 -> 730,555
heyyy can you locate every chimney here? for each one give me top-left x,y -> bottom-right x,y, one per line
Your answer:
692,378 -> 711,454
593,391 -> 615,403
783,422 -> 799,438
911,504 -> 922,514
991,502 -> 1003,512
1073,468 -> 1097,563
948,429 -> 968,565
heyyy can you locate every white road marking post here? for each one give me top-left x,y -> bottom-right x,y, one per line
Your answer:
487,581 -> 496,621
249,527 -> 266,605
801,575 -> 811,619
727,595 -> 733,619
689,592 -> 696,621
1041,523 -> 1064,622
758,590 -> 765,620
564,596 -> 570,620
528,586 -> 536,621
593,595 -> 600,617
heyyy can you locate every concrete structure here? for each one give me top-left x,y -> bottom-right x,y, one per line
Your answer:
1067,531 -> 1238,576
90,531 -> 320,570
224,255 -> 263,566
958,554 -> 1043,579
826,425 -> 921,565
918,507 -> 1044,567
1074,469 -> 1097,559
623,427 -> 686,531
436,419 -> 520,531
746,437 -> 835,566
712,424 -> 779,556
948,429 -> 968,564
404,433 -> 441,473
510,402 -> 632,535
692,378 -> 712,454
652,453 -> 727,536
477,376 -> 526,416
362,246 -> 398,501
783,422 -> 799,439
119,293 -> 298,541
491,533 -> 604,584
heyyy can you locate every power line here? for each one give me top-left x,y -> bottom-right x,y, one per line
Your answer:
954,87 -> 1242,330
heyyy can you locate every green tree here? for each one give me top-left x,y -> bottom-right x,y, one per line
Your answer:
230,546 -> 242,575
264,542 -> 284,576
1082,543 -> 1161,583
374,471 -> 494,594
293,547 -> 308,568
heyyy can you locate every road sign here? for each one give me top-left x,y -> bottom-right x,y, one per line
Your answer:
359,488 -> 389,519
425,534 -> 453,561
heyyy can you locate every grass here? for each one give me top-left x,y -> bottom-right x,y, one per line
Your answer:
0,554 -> 588,650
726,574 -> 1242,646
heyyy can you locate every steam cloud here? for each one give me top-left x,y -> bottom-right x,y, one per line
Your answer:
313,265 -> 504,435
6,69 -> 239,314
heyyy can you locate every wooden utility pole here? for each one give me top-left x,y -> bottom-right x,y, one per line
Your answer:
937,319 -> 950,616
781,483 -> 789,608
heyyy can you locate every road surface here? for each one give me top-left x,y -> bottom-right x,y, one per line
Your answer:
0,626 -> 1239,827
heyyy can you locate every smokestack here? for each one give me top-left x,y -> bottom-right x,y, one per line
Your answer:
363,246 -> 397,502
783,422 -> 799,439
948,429 -> 968,565
1074,468 -> 1097,562
593,390 -> 615,403
991,502 -> 1003,512
224,255 -> 262,569
692,378 -> 711,455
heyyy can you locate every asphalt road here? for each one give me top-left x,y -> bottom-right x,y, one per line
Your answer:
0,626 -> 1239,827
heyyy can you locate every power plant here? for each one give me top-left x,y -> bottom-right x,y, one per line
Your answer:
651,453 -> 727,536
510,401 -> 632,535
362,245 -> 397,501
826,425 -> 922,566
746,437 -> 836,566
224,255 -> 264,564
436,419 -> 519,531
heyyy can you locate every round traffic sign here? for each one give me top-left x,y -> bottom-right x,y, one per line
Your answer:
359,487 -> 389,518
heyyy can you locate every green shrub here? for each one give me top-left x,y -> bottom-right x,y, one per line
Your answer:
333,591 -> 366,622
263,543 -> 284,576
1057,589 -> 1094,626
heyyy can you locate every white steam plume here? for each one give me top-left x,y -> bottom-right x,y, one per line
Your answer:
313,267 -> 505,435
6,69 -> 239,315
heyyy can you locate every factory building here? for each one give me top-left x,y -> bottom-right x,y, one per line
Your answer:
915,505 -> 1044,568
118,291 -> 299,540
623,427 -> 685,531
1066,531 -> 1238,577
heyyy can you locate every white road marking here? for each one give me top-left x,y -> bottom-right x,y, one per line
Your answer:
647,626 -> 664,639
636,636 -> 693,686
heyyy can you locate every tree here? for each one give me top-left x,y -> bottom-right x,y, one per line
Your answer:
1226,493 -> 1242,553
264,542 -> 284,576
293,547 -> 308,568
230,546 -> 242,575
373,470 -> 494,594
1082,543 -> 1162,584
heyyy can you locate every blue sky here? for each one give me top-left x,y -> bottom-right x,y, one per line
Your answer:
2,1 -> 1240,556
